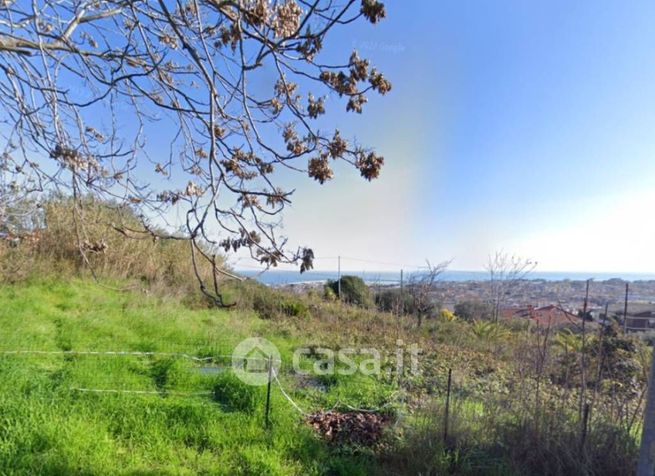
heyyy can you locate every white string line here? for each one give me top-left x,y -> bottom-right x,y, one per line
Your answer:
274,374 -> 308,416
273,375 -> 395,416
72,382 -> 393,415
7,350 -> 393,413
0,350 -> 277,363
70,387 -> 213,396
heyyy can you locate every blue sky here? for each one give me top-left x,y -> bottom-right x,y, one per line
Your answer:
6,1 -> 655,273
257,0 -> 655,273
38,0 -> 652,273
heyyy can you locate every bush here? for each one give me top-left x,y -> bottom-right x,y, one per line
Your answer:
255,295 -> 309,320
440,309 -> 456,321
282,301 -> 309,318
323,284 -> 337,301
252,289 -> 283,320
254,291 -> 309,320
226,280 -> 309,319
0,244 -> 38,283
375,288 -> 413,313
454,300 -> 494,321
470,320 -> 510,341
326,275 -> 372,307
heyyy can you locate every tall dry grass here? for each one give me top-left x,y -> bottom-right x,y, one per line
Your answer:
0,197 -> 221,299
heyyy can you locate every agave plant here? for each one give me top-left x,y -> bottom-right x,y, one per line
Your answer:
471,320 -> 511,341
554,329 -> 584,354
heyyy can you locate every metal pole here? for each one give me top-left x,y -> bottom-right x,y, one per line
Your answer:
582,279 -> 590,318
264,355 -> 273,428
396,269 -> 404,340
638,348 -> 655,475
444,368 -> 452,444
579,279 -> 590,420
592,303 -> 610,406
337,255 -> 341,300
400,269 -> 404,315
623,282 -> 629,333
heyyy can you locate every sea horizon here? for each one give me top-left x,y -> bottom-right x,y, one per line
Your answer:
236,269 -> 655,286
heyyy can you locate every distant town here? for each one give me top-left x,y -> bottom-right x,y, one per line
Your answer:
422,278 -> 655,332
284,277 -> 655,333
433,278 -> 655,313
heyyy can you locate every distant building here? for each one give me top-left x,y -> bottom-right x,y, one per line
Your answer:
501,304 -> 584,328
625,311 -> 655,332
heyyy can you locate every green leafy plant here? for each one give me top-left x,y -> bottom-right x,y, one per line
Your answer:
471,320 -> 511,341
326,276 -> 372,307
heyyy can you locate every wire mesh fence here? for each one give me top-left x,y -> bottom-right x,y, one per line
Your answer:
0,340 -> 643,469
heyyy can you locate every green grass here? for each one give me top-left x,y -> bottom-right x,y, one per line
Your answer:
0,279 -> 382,475
0,278 -> 644,475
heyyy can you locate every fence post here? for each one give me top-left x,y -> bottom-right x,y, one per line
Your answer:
265,355 -> 273,428
637,347 -> 655,475
444,368 -> 452,444
623,282 -> 629,333
580,402 -> 590,452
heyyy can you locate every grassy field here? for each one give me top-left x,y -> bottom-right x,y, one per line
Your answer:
0,276 -> 645,475
0,278 -> 396,475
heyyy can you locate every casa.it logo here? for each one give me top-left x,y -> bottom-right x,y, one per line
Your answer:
232,337 -> 281,386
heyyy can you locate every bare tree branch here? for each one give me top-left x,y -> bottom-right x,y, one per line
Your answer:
0,0 -> 390,304
486,251 -> 537,322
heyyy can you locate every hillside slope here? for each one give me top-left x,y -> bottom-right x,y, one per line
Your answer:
0,278 -> 645,475
0,279 -> 386,475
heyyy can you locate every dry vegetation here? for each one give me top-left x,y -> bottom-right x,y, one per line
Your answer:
1,197 -> 218,300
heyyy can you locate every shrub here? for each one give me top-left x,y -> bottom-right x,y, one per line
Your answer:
223,279 -> 309,319
454,300 -> 494,321
383,396 -> 639,475
440,309 -> 456,321
323,284 -> 337,301
282,301 -> 309,318
252,288 -> 308,320
471,320 -> 510,341
326,275 -> 372,307
0,244 -> 38,283
252,288 -> 283,320
254,294 -> 309,320
375,288 -> 413,313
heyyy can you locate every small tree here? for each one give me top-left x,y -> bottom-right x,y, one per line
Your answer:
327,275 -> 371,307
406,260 -> 449,327
486,251 -> 536,322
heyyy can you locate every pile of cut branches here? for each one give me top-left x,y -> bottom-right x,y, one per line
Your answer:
308,411 -> 389,445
